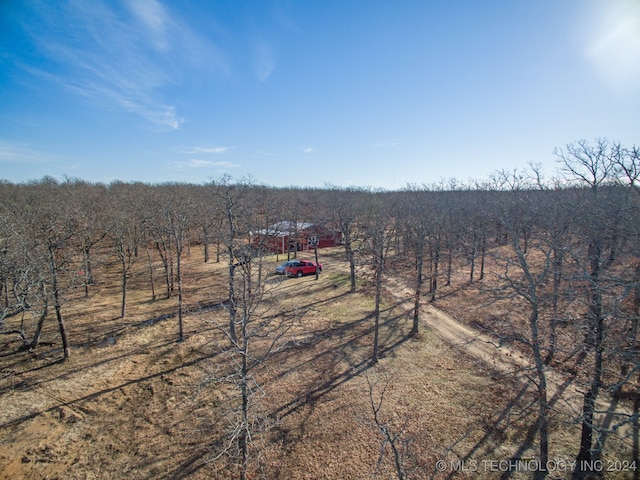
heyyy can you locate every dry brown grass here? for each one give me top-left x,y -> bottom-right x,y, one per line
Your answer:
0,246 -> 635,479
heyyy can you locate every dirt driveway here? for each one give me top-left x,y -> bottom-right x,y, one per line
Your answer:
381,274 -> 637,458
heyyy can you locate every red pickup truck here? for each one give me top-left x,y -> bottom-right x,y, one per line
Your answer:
285,260 -> 323,278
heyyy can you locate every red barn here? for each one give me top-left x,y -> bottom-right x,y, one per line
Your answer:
251,221 -> 343,254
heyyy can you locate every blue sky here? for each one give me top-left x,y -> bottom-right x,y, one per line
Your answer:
1,1 -> 639,189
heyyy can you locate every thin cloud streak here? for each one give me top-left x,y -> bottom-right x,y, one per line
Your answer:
124,0 -> 169,50
19,1 -> 220,130
0,140 -> 54,164
253,40 -> 276,81
172,159 -> 241,169
178,146 -> 233,155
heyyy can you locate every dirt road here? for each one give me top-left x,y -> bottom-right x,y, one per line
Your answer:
382,274 -> 637,456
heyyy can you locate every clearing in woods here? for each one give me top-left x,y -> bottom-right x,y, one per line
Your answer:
0,246 -> 635,479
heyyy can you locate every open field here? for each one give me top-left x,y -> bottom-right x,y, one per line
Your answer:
0,246 -> 636,479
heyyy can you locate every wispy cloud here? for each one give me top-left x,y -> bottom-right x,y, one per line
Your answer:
174,159 -> 240,169
174,144 -> 239,168
20,1 -> 222,130
302,147 -> 314,154
253,40 -> 276,81
124,0 -> 169,50
251,150 -> 276,158
0,140 -> 54,164
178,146 -> 233,155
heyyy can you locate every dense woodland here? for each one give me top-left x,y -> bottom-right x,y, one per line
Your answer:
1,139 -> 640,478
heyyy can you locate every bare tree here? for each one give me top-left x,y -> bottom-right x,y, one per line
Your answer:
148,213 -> 174,299
203,248 -> 293,479
555,139 -> 629,475
490,170 -> 553,478
329,186 -> 362,293
38,179 -> 83,359
211,175 -> 255,345
397,186 -> 431,336
460,187 -> 491,284
362,192 -> 395,364
365,371 -> 415,480
161,184 -> 193,342
542,187 -> 575,365
106,187 -> 144,319
75,181 -> 108,297
612,144 -> 640,390
0,202 -> 49,350
615,144 -> 640,195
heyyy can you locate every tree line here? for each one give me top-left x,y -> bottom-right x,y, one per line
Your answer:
1,139 -> 639,478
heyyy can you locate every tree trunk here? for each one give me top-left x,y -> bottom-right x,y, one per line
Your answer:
372,235 -> 383,364
342,233 -> 356,292
314,246 -> 320,280
82,242 -> 93,297
203,225 -> 209,263
430,248 -> 439,303
27,283 -> 48,350
146,247 -> 156,301
120,259 -> 127,319
513,236 -> 550,478
177,246 -> 184,342
412,254 -> 423,336
350,259 -> 356,293
239,347 -> 249,480
530,308 -> 549,479
156,241 -> 172,299
54,300 -> 70,359
340,226 -> 357,293
226,202 -> 238,344
168,250 -> 175,294
49,247 -> 70,359
469,245 -> 476,284
479,234 -> 486,281
546,248 -> 564,364
634,263 -> 640,315
445,248 -> 453,286
373,273 -> 381,364
575,240 -> 605,475
624,264 -> 640,388
228,256 -> 238,344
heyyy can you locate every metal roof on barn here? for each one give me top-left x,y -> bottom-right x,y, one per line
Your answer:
253,221 -> 315,237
